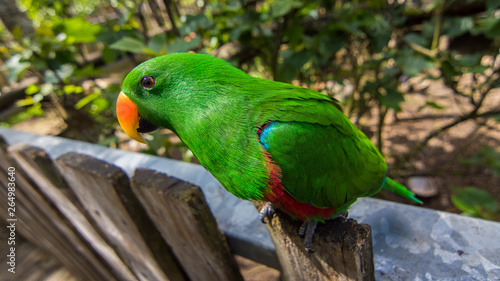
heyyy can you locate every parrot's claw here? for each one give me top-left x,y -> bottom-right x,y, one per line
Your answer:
299,219 -> 318,253
259,202 -> 275,224
338,211 -> 349,219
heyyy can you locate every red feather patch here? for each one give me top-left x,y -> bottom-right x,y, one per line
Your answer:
259,144 -> 335,221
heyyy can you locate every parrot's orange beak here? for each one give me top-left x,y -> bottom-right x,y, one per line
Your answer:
116,91 -> 147,144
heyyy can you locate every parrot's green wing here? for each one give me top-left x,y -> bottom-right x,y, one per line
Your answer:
254,84 -> 387,210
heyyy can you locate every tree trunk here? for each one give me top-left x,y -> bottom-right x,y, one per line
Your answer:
162,0 -> 180,37
0,0 -> 34,38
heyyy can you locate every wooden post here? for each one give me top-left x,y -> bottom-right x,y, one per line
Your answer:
131,168 -> 244,281
6,143 -> 123,280
254,202 -> 375,281
0,139 -> 118,280
55,152 -> 186,281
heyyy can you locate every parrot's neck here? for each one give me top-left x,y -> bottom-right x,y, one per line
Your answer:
171,99 -> 271,201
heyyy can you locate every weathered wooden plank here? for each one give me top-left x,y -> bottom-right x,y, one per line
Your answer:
8,144 -> 121,280
0,184 -> 81,279
131,168 -> 244,281
0,127 -> 280,270
15,145 -> 184,281
0,139 -> 137,281
0,237 -> 77,281
56,153 -> 185,281
254,202 -> 375,281
0,139 -> 113,280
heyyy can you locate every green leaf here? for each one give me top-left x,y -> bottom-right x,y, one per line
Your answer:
317,32 -> 344,57
396,50 -> 434,76
75,92 -> 101,110
270,0 -> 303,18
25,84 -> 40,95
285,19 -> 303,49
380,88 -> 405,111
331,22 -> 363,36
486,0 -> 500,14
215,0 -> 241,12
463,146 -> 500,176
63,84 -> 83,95
12,26 -> 24,42
465,65 -> 489,74
166,36 -> 201,53
425,101 -> 444,109
491,113 -> 500,122
425,0 -> 445,12
62,17 -> 102,44
16,96 -> 36,107
440,59 -> 460,78
27,103 -> 44,116
453,53 -> 482,67
7,104 -> 43,124
109,37 -> 148,54
148,33 -> 167,55
44,64 -> 75,83
362,80 -> 378,95
1,54 -> 31,83
421,17 -> 437,39
404,33 -> 429,48
39,83 -> 54,96
276,49 -> 311,82
418,100 -> 445,112
89,97 -> 110,114
485,17 -> 500,39
74,64 -> 103,79
102,46 -> 119,64
366,15 -> 392,53
441,17 -> 474,37
181,14 -> 213,34
451,187 -> 498,218
474,16 -> 500,39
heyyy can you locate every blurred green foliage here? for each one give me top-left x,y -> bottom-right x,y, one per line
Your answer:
0,0 -> 499,216
2,0 -> 499,130
451,186 -> 499,220
461,146 -> 500,177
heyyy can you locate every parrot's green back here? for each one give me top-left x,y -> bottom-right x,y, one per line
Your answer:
260,121 -> 386,208
120,53 -> 420,221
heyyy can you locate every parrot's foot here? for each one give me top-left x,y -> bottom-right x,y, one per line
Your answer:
338,210 -> 349,219
299,219 -> 318,253
259,202 -> 275,224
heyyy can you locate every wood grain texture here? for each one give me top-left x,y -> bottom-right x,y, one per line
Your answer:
56,152 -> 181,281
7,144 -> 117,281
0,236 -> 78,281
0,138 -> 118,281
131,168 -> 244,281
254,201 -> 375,281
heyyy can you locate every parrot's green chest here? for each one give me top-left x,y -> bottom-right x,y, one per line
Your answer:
174,108 -> 271,201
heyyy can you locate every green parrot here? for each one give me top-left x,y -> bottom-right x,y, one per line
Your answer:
116,53 -> 421,251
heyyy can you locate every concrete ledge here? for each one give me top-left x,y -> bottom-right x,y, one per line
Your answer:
1,127 -> 499,280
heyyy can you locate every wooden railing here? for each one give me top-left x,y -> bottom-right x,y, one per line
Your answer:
0,132 -> 375,281
0,140 -> 246,280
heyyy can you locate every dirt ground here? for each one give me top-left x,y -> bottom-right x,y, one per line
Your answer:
369,78 -> 500,218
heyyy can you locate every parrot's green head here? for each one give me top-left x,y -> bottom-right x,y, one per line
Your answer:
116,52 -> 246,143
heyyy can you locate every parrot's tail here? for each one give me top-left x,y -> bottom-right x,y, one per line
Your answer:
383,177 -> 423,204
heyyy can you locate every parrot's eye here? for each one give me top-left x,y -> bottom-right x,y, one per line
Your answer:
141,76 -> 155,89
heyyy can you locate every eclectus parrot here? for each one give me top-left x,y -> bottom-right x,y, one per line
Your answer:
116,53 -> 422,251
